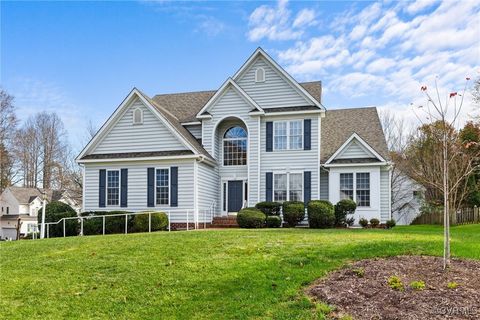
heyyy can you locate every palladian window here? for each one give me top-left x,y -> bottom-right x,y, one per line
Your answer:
223,126 -> 247,166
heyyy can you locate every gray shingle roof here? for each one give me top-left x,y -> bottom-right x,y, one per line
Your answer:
320,107 -> 389,163
152,81 -> 322,123
7,187 -> 63,204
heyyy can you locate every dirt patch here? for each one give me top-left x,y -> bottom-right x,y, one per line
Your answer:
307,256 -> 480,320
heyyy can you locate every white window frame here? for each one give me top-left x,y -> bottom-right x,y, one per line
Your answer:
132,107 -> 143,125
106,169 -> 120,207
222,126 -> 248,167
155,167 -> 170,206
255,67 -> 265,82
273,172 -> 304,203
338,172 -> 370,208
220,178 -> 248,213
273,120 -> 303,151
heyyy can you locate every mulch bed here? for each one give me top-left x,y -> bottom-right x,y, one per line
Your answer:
307,256 -> 480,320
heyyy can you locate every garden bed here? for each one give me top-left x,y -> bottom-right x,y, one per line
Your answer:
307,256 -> 480,320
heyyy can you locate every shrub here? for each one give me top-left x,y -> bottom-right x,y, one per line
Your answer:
80,211 -> 132,235
359,218 -> 369,228
266,215 -> 282,228
307,200 -> 335,228
385,219 -> 396,229
282,201 -> 305,227
409,280 -> 425,291
370,218 -> 380,228
132,212 -> 168,232
37,201 -> 78,237
237,209 -> 266,228
255,202 -> 281,216
345,216 -> 355,227
387,276 -> 404,291
334,199 -> 357,227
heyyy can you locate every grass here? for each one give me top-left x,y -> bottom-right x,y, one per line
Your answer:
1,224 -> 479,319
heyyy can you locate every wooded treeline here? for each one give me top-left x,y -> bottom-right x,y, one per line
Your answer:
0,89 -> 82,196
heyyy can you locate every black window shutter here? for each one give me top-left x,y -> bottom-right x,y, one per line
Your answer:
266,172 -> 273,202
304,119 -> 311,150
147,168 -> 155,207
266,122 -> 273,152
120,169 -> 128,207
304,171 -> 311,204
99,169 -> 106,208
170,166 -> 178,207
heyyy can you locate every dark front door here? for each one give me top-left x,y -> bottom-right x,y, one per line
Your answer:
228,181 -> 243,213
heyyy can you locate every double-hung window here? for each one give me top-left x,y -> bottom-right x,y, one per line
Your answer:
273,120 -> 303,150
156,168 -> 169,205
339,172 -> 370,207
107,170 -> 120,206
356,173 -> 370,207
273,172 -> 303,202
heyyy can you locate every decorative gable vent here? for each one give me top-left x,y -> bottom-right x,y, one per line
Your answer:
255,67 -> 265,82
133,107 -> 143,125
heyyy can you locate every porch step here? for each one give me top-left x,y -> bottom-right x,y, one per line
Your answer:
210,216 -> 239,228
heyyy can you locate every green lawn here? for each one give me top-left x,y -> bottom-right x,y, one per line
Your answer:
1,225 -> 479,319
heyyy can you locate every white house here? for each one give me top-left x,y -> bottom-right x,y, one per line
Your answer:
76,48 -> 391,227
0,187 -> 82,239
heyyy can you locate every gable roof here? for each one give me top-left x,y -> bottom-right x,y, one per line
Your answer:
152,81 -> 322,123
6,187 -> 63,204
321,107 -> 389,163
324,133 -> 387,165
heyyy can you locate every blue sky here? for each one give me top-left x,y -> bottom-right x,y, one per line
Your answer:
2,0 -> 479,151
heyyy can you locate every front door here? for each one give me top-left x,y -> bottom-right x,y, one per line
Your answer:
227,181 -> 243,213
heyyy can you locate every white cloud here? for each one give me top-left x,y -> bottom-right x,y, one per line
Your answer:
405,0 -> 438,14
195,15 -> 226,37
293,8 -> 316,28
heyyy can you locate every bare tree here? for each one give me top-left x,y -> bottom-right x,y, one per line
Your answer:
407,78 -> 480,269
0,89 -> 18,191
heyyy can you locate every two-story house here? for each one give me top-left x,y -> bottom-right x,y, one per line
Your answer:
76,48 -> 391,228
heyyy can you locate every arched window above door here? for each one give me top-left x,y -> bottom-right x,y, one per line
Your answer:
223,126 -> 247,166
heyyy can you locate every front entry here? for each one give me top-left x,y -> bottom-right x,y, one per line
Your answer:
227,181 -> 243,213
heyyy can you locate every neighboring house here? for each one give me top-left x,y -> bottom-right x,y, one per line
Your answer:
76,48 -> 391,227
391,171 -> 425,225
0,187 -> 82,239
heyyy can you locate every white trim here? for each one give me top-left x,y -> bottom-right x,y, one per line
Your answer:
181,121 -> 201,126
324,133 -> 387,165
339,172 -> 371,208
221,178 -> 248,214
317,113 -> 321,199
106,169 -> 121,207
257,117 -> 261,204
263,110 -> 324,116
232,47 -> 324,110
76,88 -> 201,161
196,78 -> 264,118
77,154 -> 201,164
211,115 -> 251,162
81,164 -> 85,212
323,162 -> 389,168
193,159 -> 198,224
222,126 -> 248,167
154,167 -> 170,206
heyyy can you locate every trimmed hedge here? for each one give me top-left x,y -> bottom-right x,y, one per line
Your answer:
370,218 -> 380,228
385,219 -> 396,229
132,212 -> 168,232
282,201 -> 305,227
266,215 -> 282,228
237,209 -> 266,228
255,202 -> 281,216
307,200 -> 335,228
37,201 -> 78,237
359,218 -> 369,228
80,211 -> 132,235
334,199 -> 357,227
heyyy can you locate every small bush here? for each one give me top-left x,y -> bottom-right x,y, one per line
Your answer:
352,267 -> 365,278
345,216 -> 355,227
282,201 -> 305,227
447,282 -> 458,289
132,212 -> 168,232
255,202 -> 281,216
308,200 -> 335,228
359,218 -> 369,228
387,276 -> 404,291
266,215 -> 282,228
38,201 -> 78,237
334,199 -> 357,227
80,211 -> 132,235
237,209 -> 266,228
370,218 -> 380,228
409,280 -> 425,291
385,219 -> 396,229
